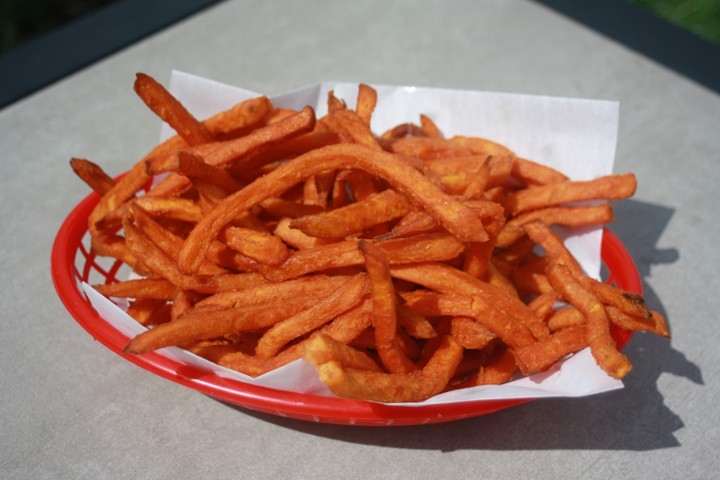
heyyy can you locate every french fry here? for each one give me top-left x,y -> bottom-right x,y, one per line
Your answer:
289,189 -> 412,239
124,291 -> 335,354
222,226 -> 290,266
304,333 -> 382,372
392,262 -> 549,341
514,326 -> 588,375
503,173 -> 637,215
546,263 -> 632,379
70,158 -> 115,195
205,95 -> 273,140
315,335 -> 463,402
450,317 -> 496,350
400,290 -> 535,349
127,298 -> 171,326
419,114 -> 443,138
497,204 -> 615,248
255,273 -> 369,357
355,83 -> 377,126
359,240 -> 417,373
134,72 -> 212,146
93,278 -> 178,300
510,156 -> 568,186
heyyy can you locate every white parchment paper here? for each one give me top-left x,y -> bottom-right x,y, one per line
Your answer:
83,70 -> 624,405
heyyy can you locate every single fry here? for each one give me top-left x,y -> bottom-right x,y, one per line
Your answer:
503,173 -> 637,215
546,263 -> 632,379
222,226 -> 290,266
70,158 -> 115,195
511,156 -> 568,186
290,189 -> 412,239
134,73 -> 212,146
355,83 -> 378,126
255,273 -> 369,357
514,326 -> 588,375
304,333 -> 381,372
315,335 -> 463,402
93,278 -> 178,300
497,204 -> 615,248
359,240 -> 417,373
124,291 -> 333,354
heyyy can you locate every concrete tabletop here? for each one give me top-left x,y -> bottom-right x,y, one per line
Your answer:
1,1 -> 717,478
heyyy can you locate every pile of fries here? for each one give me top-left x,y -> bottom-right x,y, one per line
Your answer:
70,73 -> 669,403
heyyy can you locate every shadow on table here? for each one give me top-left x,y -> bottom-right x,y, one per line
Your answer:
240,199 -> 701,451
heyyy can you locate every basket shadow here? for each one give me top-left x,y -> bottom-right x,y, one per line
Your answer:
226,199 -> 699,451
232,334 -> 683,451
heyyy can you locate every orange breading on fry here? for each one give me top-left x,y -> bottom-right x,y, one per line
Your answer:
497,204 -> 614,248
315,335 -> 463,403
502,174 -> 637,215
70,158 -> 116,195
134,72 -> 212,146
546,263 -> 632,379
289,189 -> 412,239
304,333 -> 381,372
255,273 -> 368,357
359,240 -> 417,373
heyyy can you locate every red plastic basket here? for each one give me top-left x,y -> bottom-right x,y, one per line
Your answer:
51,189 -> 642,426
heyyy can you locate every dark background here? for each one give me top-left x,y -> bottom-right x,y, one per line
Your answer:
0,0 -> 718,108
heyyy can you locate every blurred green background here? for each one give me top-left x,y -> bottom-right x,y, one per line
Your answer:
628,0 -> 720,44
1,0 -> 719,55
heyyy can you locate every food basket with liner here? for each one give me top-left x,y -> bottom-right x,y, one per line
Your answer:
51,72 -> 643,426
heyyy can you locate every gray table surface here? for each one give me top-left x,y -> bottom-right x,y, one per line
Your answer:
2,0 -> 717,478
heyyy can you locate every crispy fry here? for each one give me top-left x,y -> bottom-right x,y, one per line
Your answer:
134,73 -> 212,146
205,95 -> 273,140
304,333 -> 381,372
546,263 -> 632,379
497,204 -> 615,248
70,158 -> 116,195
503,174 -> 637,215
255,274 -> 368,357
456,347 -> 518,387
222,226 -> 290,266
145,151 -> 244,193
400,290 -> 534,349
355,83 -> 377,126
127,298 -> 171,326
359,240 -> 417,373
419,114 -> 443,138
511,156 -> 568,186
316,335 -> 463,402
450,317 -> 496,350
124,291 -> 333,354
147,106 -> 317,197
547,306 -> 586,332
514,326 -> 588,375
290,189 -> 412,239
392,262 -> 548,341
196,275 -> 346,309
273,217 -> 334,250
93,278 -> 178,300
